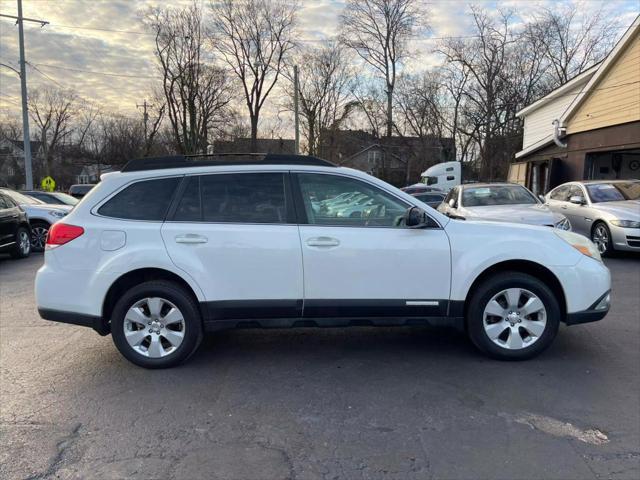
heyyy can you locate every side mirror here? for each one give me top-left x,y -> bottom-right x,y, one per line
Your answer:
569,195 -> 585,205
538,194 -> 545,203
448,198 -> 456,208
404,206 -> 430,229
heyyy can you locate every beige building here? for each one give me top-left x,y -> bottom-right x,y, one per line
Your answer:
510,16 -> 640,195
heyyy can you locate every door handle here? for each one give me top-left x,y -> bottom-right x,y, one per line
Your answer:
561,205 -> 568,210
306,236 -> 340,247
175,234 -> 208,244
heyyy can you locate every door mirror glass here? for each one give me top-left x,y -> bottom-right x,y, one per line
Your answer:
448,198 -> 456,208
569,195 -> 585,205
404,206 -> 430,228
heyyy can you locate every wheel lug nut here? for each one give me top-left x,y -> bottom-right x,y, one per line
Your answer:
148,329 -> 153,333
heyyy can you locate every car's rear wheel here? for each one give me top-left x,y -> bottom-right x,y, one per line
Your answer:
466,272 -> 560,360
591,222 -> 612,256
10,226 -> 31,259
111,281 -> 203,368
30,221 -> 50,252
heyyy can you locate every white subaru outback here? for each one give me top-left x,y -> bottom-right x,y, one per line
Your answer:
36,154 -> 611,368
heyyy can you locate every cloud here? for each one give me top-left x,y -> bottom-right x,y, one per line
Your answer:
1,0 -> 638,127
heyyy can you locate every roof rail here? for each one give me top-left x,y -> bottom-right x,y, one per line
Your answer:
120,153 -> 335,172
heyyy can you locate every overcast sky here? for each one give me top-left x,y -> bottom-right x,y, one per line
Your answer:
1,0 -> 638,128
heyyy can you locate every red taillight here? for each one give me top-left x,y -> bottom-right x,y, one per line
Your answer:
46,223 -> 84,247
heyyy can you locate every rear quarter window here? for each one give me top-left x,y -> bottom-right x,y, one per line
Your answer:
98,177 -> 180,221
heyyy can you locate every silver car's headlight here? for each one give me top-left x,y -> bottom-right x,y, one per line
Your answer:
555,230 -> 602,262
554,217 -> 571,231
49,210 -> 67,218
610,220 -> 640,228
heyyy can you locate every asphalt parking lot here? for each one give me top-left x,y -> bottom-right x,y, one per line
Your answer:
1,254 -> 639,480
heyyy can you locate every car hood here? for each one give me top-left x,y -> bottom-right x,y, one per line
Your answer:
20,203 -> 72,213
591,200 -> 640,219
462,203 -> 562,226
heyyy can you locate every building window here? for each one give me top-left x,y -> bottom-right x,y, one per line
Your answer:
7,167 -> 14,176
368,150 -> 381,164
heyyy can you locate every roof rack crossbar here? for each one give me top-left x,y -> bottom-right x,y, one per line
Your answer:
120,153 -> 335,172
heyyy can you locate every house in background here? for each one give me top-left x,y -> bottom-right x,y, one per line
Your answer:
319,129 -> 455,187
76,163 -> 114,184
511,15 -> 640,195
0,139 -> 43,189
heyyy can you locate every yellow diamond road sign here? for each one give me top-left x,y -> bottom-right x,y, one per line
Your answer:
41,176 -> 56,192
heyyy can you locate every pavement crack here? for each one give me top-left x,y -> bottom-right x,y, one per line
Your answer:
25,422 -> 82,480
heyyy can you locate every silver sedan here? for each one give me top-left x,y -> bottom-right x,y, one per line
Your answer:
437,183 -> 571,230
545,180 -> 640,255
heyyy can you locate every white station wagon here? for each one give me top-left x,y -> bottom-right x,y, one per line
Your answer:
36,154 -> 611,368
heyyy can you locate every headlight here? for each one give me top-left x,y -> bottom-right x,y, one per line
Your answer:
555,230 -> 602,262
49,210 -> 67,218
610,220 -> 640,228
554,217 -> 571,231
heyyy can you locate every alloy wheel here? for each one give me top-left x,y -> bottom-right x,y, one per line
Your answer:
592,225 -> 609,254
482,288 -> 547,350
31,226 -> 49,250
123,297 -> 186,358
19,230 -> 31,256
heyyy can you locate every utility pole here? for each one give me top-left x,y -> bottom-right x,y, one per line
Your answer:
293,65 -> 300,155
1,3 -> 48,189
136,99 -> 151,144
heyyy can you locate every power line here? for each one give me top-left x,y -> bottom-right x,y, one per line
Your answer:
34,63 -> 157,79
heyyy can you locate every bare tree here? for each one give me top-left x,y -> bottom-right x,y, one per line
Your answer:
526,3 -> 619,87
145,2 -> 233,154
284,43 -> 355,155
340,0 -> 422,138
210,0 -> 298,152
28,87 -> 78,176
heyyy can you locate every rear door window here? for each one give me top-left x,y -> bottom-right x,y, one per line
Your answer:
98,177 -> 180,221
172,173 -> 289,224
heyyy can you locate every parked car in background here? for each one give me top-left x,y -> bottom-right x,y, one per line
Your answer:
0,188 -> 72,251
21,190 -> 79,206
412,191 -> 447,209
0,191 -> 31,259
438,183 -> 571,230
401,184 -> 443,195
36,154 -> 610,368
545,180 -> 640,255
68,184 -> 95,199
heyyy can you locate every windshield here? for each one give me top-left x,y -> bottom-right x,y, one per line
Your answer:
462,185 -> 537,207
51,192 -> 79,205
3,189 -> 44,205
586,182 -> 640,203
425,176 -> 438,186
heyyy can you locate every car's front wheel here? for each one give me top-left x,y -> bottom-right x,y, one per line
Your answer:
467,272 -> 560,360
591,222 -> 612,256
30,221 -> 50,252
111,281 -> 203,368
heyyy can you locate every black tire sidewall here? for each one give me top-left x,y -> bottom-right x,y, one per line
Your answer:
111,281 -> 203,369
467,272 -> 560,360
11,226 -> 31,259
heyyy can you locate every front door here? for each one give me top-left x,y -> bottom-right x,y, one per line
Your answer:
0,194 -> 18,248
293,172 -> 451,319
162,172 -> 304,322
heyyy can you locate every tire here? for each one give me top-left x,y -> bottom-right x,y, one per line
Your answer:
10,226 -> 31,259
466,272 -> 560,360
591,222 -> 613,256
30,221 -> 50,252
111,280 -> 203,369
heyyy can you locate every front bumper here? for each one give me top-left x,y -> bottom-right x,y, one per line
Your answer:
564,290 -> 611,325
610,225 -> 640,252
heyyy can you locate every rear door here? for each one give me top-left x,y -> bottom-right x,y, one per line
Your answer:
293,172 -> 451,319
162,172 -> 304,322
